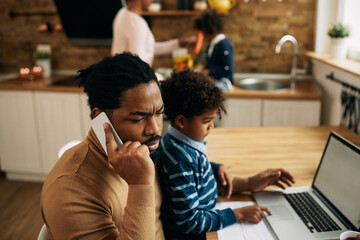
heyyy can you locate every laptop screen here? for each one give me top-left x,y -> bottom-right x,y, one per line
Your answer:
313,132 -> 360,229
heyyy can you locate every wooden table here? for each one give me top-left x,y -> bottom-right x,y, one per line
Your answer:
205,126 -> 360,240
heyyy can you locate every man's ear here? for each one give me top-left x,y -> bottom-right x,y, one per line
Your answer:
174,115 -> 186,129
91,107 -> 103,119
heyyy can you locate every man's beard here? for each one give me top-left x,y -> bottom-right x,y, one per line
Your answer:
142,134 -> 162,164
150,148 -> 160,163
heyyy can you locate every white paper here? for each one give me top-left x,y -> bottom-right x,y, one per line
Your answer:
215,201 -> 278,240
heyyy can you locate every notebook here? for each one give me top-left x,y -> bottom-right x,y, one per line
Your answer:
254,132 -> 360,240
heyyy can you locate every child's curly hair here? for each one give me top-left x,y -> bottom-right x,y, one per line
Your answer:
194,9 -> 223,36
160,69 -> 226,124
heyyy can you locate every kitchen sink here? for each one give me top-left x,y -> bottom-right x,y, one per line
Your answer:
50,75 -> 78,87
235,78 -> 291,91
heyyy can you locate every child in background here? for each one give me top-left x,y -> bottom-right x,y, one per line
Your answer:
194,9 -> 234,92
158,69 -> 295,240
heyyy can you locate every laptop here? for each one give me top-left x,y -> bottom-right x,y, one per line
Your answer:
254,132 -> 360,240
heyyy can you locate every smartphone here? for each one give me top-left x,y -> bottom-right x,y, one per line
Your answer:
91,112 -> 123,155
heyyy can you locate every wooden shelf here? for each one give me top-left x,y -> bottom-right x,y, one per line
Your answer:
141,10 -> 228,16
142,10 -> 202,16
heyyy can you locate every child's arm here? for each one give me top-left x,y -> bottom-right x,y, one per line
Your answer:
162,161 -> 237,235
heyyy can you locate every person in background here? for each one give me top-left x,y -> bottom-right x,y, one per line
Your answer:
194,9 -> 234,92
41,52 -> 166,240
158,69 -> 295,240
111,0 -> 196,67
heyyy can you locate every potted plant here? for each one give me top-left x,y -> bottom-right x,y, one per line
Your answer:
327,22 -> 350,59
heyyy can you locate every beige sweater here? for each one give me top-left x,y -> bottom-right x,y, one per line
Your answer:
41,129 -> 165,240
41,129 -> 248,240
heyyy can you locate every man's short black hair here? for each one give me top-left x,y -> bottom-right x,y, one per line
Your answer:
160,69 -> 226,124
76,52 -> 158,116
194,9 -> 223,36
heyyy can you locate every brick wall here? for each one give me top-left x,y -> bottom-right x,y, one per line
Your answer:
0,0 -> 315,73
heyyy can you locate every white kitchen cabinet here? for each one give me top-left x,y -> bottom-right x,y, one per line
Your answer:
34,92 -> 84,173
0,90 -> 89,181
220,99 -> 262,127
263,99 -> 321,126
0,91 -> 42,176
220,98 -> 321,127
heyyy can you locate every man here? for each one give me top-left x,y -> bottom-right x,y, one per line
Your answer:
41,52 -> 294,240
41,52 -> 165,240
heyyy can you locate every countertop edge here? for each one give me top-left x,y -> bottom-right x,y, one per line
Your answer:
0,75 -> 321,100
305,51 -> 360,78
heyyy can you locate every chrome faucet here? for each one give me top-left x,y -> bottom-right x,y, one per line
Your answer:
275,35 -> 298,89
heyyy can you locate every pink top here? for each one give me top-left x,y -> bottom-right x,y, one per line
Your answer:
111,8 -> 180,66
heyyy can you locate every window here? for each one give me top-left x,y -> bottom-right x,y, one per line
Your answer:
341,0 -> 360,60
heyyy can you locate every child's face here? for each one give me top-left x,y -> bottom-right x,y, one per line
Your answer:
181,109 -> 218,142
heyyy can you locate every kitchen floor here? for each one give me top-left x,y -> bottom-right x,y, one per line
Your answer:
0,173 -> 44,240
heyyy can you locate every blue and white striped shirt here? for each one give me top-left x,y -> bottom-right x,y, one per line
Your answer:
158,125 -> 236,240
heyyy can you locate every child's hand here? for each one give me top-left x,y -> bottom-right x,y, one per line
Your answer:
233,205 -> 272,223
217,165 -> 233,199
248,168 -> 295,192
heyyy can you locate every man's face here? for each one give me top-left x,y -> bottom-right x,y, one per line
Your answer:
110,81 -> 163,153
181,108 -> 217,142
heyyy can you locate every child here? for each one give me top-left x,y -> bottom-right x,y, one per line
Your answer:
194,9 -> 234,92
158,69 -> 295,240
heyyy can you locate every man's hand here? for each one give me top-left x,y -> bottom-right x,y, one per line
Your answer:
217,165 -> 233,199
104,123 -> 155,186
233,205 -> 272,223
248,168 -> 295,192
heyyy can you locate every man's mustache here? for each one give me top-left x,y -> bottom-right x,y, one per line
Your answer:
142,135 -> 162,145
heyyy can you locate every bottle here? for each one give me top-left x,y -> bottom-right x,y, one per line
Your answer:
148,0 -> 161,12
35,45 -> 52,78
194,0 -> 207,10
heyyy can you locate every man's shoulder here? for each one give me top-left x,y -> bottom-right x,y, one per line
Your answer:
45,141 -> 88,177
42,139 -> 109,196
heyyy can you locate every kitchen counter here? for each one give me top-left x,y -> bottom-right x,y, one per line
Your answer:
306,51 -> 360,78
0,74 -> 321,100
205,125 -> 359,240
226,78 -> 321,100
0,74 -> 83,93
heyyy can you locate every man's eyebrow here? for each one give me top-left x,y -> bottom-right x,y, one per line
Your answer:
157,105 -> 164,112
129,105 -> 164,116
129,111 -> 150,116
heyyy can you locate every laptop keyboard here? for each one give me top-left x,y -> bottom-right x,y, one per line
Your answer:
284,192 -> 342,233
